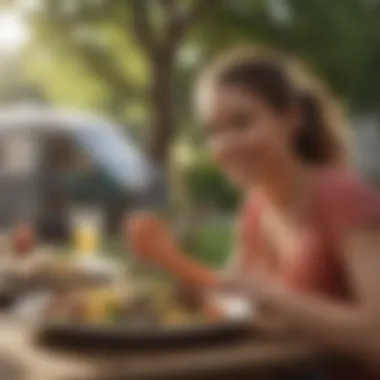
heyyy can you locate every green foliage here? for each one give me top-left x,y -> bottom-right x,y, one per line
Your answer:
187,218 -> 234,268
8,0 -> 380,117
195,0 -> 380,110
0,55 -> 44,104
184,155 -> 239,211
23,0 -> 149,123
20,0 -> 380,136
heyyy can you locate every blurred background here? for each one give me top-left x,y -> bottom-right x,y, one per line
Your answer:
0,3 -> 380,379
0,0 -> 380,269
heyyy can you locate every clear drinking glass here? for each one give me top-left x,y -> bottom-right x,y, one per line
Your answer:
69,206 -> 103,256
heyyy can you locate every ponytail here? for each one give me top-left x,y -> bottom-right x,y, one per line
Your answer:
295,90 -> 346,165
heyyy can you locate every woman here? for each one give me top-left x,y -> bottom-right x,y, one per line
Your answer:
125,48 -> 380,379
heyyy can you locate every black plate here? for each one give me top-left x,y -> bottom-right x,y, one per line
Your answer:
35,320 -> 253,352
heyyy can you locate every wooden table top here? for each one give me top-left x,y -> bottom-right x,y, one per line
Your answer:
0,316 -> 327,380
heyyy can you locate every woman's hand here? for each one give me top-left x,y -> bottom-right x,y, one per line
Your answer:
216,274 -> 294,334
216,272 -> 271,301
123,212 -> 218,288
123,212 -> 179,266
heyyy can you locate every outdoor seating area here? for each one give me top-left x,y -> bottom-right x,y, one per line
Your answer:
1,1 -> 380,380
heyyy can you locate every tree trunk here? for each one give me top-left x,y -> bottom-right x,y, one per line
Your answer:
149,57 -> 175,169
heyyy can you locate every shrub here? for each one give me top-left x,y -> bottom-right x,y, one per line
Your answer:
186,217 -> 234,268
184,157 -> 239,211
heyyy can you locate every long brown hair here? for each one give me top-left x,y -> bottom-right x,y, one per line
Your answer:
196,48 -> 351,167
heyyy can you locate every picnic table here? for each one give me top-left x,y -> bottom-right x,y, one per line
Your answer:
0,315 -> 329,380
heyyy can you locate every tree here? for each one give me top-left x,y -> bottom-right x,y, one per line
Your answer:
24,0 -> 218,169
0,55 -> 45,104
195,0 -> 380,111
129,0 -> 219,166
23,0 -> 380,172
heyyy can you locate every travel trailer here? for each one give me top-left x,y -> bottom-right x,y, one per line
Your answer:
0,105 -> 165,241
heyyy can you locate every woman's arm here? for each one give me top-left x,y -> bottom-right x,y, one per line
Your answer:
124,210 -> 262,324
155,244 -> 218,288
124,213 -> 218,288
125,212 -> 252,320
241,227 -> 380,364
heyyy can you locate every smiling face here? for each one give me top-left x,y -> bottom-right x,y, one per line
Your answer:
197,83 -> 299,190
